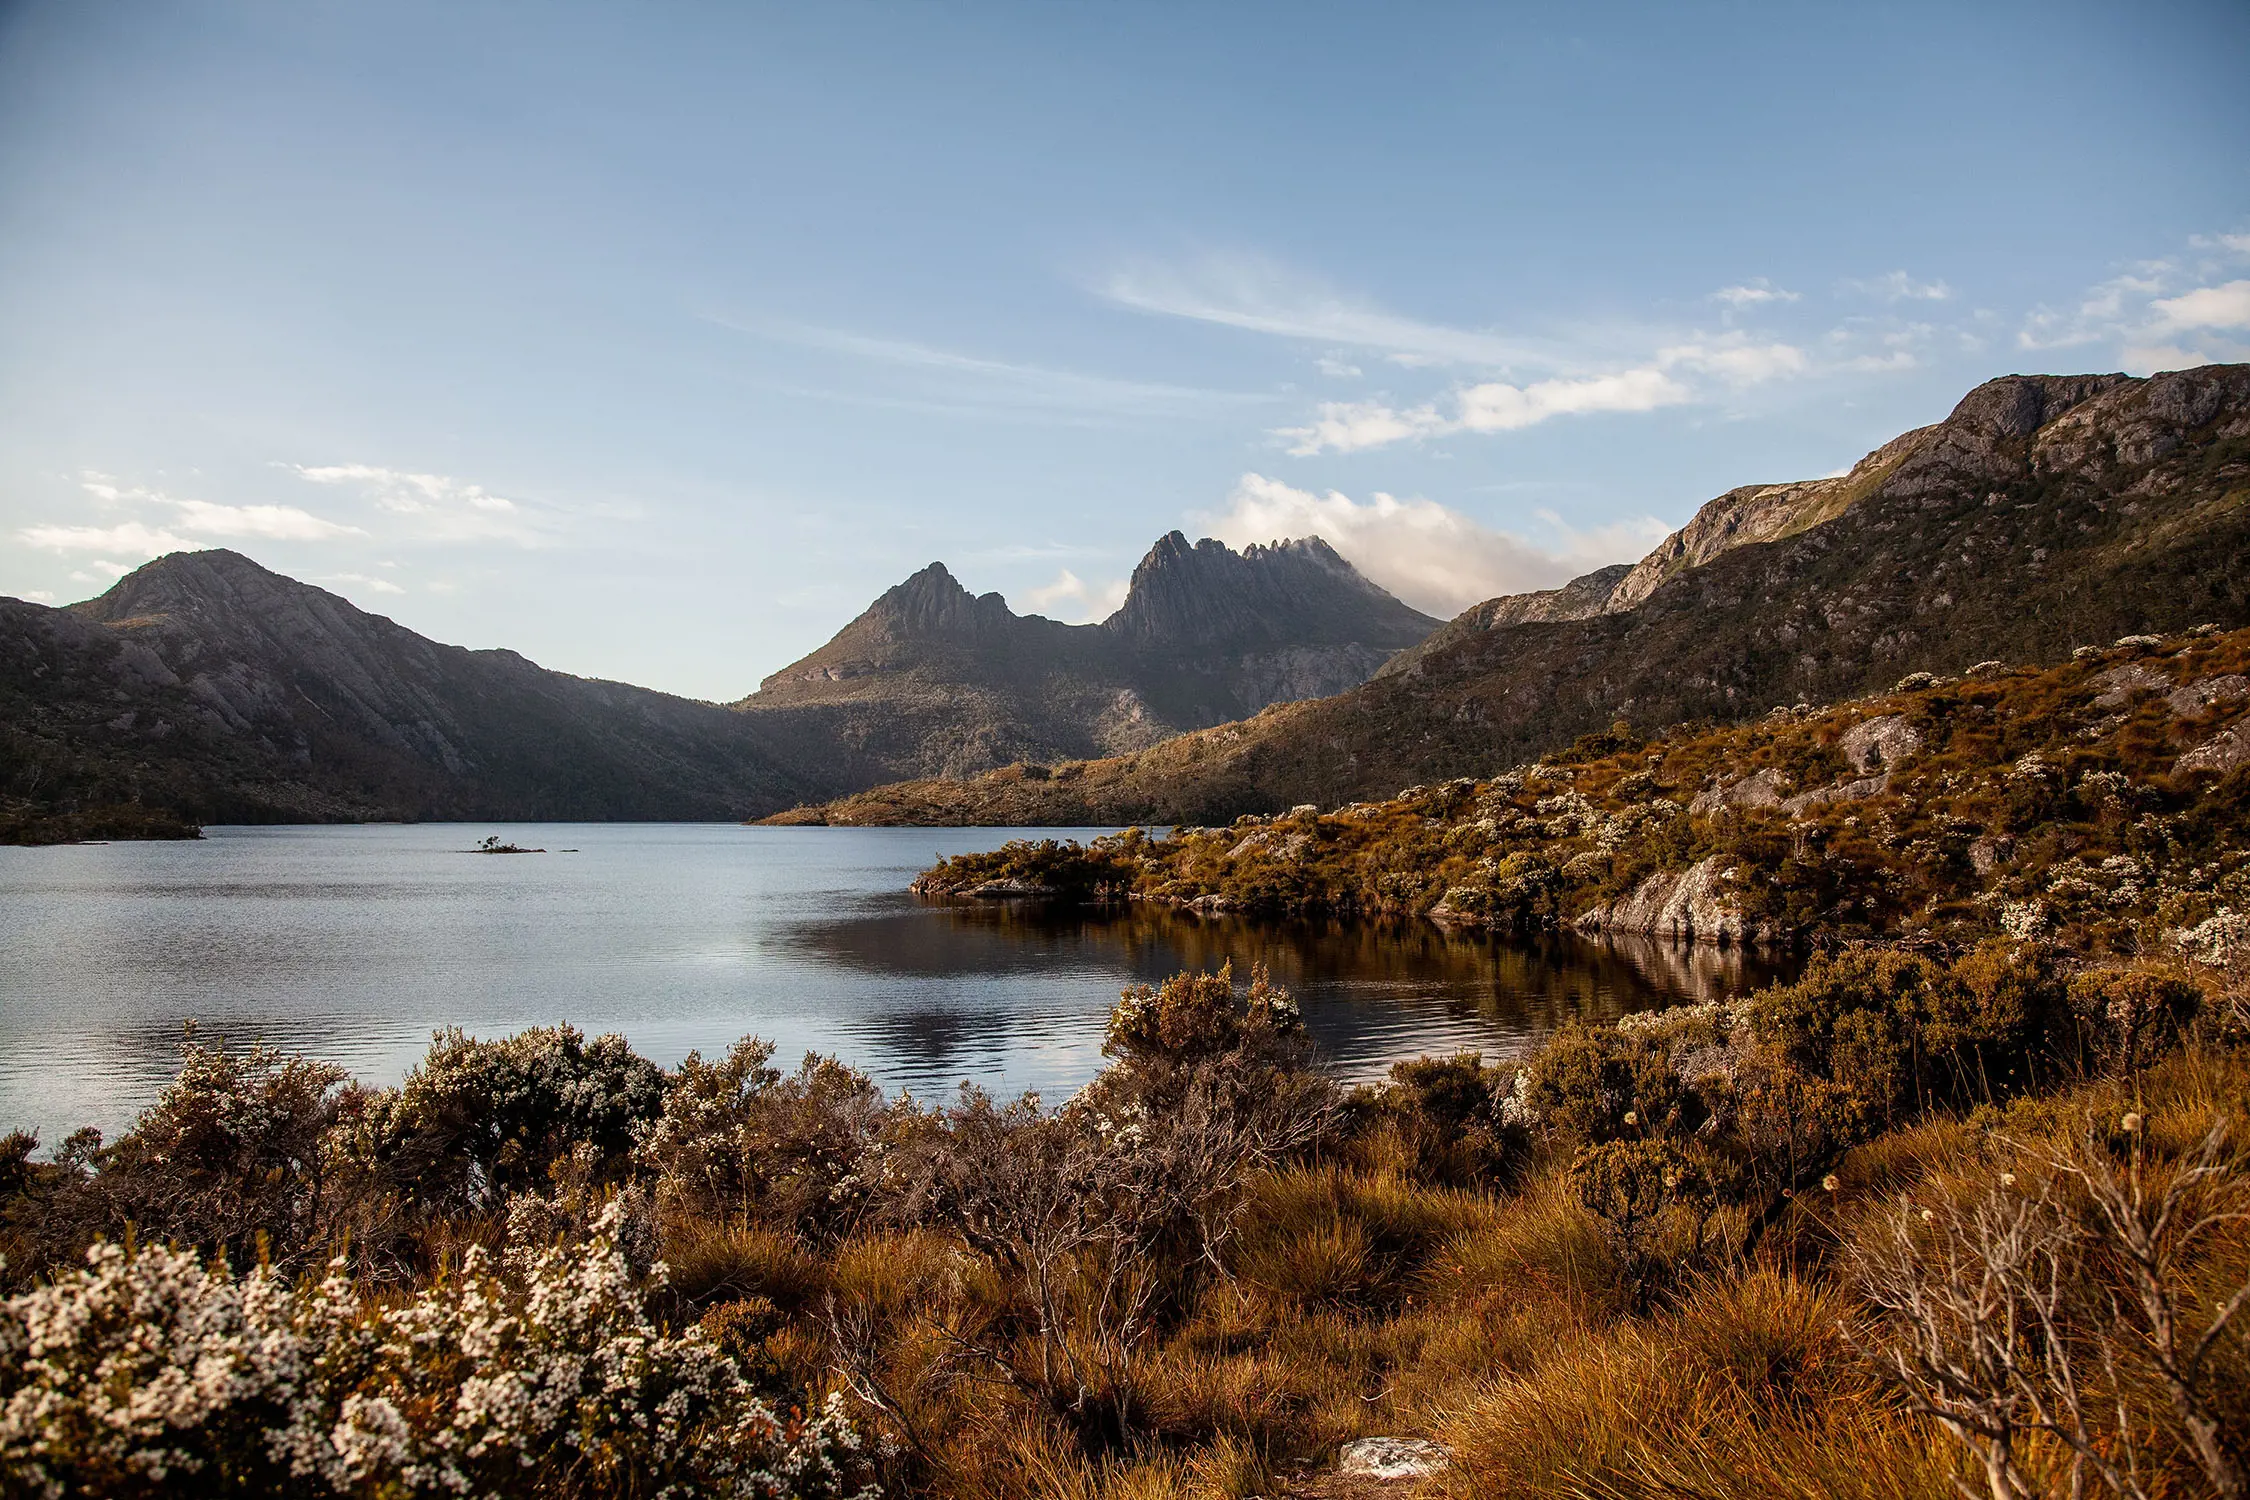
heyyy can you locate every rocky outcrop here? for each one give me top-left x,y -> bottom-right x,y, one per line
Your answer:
1575,857 -> 1787,947
2177,726 -> 2250,776
1840,714 -> 1922,774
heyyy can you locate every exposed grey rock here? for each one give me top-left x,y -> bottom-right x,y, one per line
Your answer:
1839,714 -> 1922,774
1335,1438 -> 1449,1481
1689,766 -> 1788,815
2090,661 -> 2169,709
2177,727 -> 2250,777
1784,774 -> 1889,815
2169,675 -> 2250,717
1576,856 -> 1784,946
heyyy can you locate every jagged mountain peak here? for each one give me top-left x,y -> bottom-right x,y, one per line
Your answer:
1101,531 -> 1435,649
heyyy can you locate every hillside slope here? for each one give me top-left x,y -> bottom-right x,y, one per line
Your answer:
916,624 -> 2250,952
774,365 -> 2250,826
733,531 -> 1438,783
1,550 -> 817,826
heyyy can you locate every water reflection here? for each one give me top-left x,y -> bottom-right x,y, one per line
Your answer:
0,823 -> 1801,1145
790,897 -> 1801,1080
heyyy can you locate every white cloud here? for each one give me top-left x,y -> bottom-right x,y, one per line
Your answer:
21,521 -> 196,555
1278,366 -> 1697,456
2017,246 -> 2250,371
1846,271 -> 1954,302
1709,281 -> 1801,307
2120,343 -> 2222,375
1021,568 -> 1130,623
2147,279 -> 2250,332
1314,354 -> 1363,378
2019,268 -> 2169,349
1657,338 -> 1809,384
1203,473 -> 1667,618
1458,368 -> 1691,431
25,475 -> 362,562
288,464 -> 545,544
166,499 -> 361,540
17,589 -> 56,602
1278,399 -> 1451,455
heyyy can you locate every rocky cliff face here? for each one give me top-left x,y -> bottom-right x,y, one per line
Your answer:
776,365 -> 2250,827
736,532 -> 1438,784
3,550 -> 816,823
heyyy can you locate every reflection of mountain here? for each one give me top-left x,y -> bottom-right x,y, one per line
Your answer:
782,899 -> 1801,1051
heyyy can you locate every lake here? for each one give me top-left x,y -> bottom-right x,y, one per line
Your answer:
0,823 -> 1799,1146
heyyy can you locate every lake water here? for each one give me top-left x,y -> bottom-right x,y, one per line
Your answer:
0,823 -> 1799,1146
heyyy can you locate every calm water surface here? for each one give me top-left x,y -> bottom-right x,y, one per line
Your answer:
0,824 -> 1797,1144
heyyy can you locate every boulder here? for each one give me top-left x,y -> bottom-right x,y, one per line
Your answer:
1576,856 -> 1784,946
1839,714 -> 1922,774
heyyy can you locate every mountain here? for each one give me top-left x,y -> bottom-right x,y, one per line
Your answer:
732,531 -> 1439,784
770,364 -> 2250,826
1,549 -> 817,827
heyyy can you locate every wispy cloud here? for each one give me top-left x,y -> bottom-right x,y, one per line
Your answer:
74,474 -> 362,540
20,520 -> 197,556
706,313 -> 1264,419
1843,270 -> 1954,302
1709,280 -> 1801,308
1098,255 -> 1557,369
19,474 -> 364,564
1201,473 -> 1667,617
1275,339 -> 1806,455
2018,237 -> 2250,372
288,464 -> 545,545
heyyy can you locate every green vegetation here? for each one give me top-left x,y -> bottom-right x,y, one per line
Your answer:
4,938 -> 2247,1498
914,627 -> 2250,954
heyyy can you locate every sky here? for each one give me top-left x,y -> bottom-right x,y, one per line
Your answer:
2,1 -> 2247,701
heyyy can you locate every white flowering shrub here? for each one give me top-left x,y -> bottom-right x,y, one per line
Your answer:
0,1202 -> 876,1499
2173,907 -> 2250,972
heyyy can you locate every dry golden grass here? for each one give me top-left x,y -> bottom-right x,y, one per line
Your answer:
739,1047 -> 2250,1500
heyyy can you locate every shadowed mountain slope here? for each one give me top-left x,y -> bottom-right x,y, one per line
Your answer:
732,532 -> 1439,784
1,550 -> 817,824
771,365 -> 2250,826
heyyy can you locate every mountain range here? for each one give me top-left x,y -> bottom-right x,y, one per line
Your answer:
0,530 -> 1435,832
9,364 -> 2247,838
777,364 -> 2250,825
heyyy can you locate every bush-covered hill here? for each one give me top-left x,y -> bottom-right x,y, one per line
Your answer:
914,625 -> 2250,956
772,365 -> 2250,829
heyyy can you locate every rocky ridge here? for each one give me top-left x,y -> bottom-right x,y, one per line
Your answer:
775,365 -> 2250,828
735,531 -> 1438,784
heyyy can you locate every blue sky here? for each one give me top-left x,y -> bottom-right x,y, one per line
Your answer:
2,1 -> 2246,699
